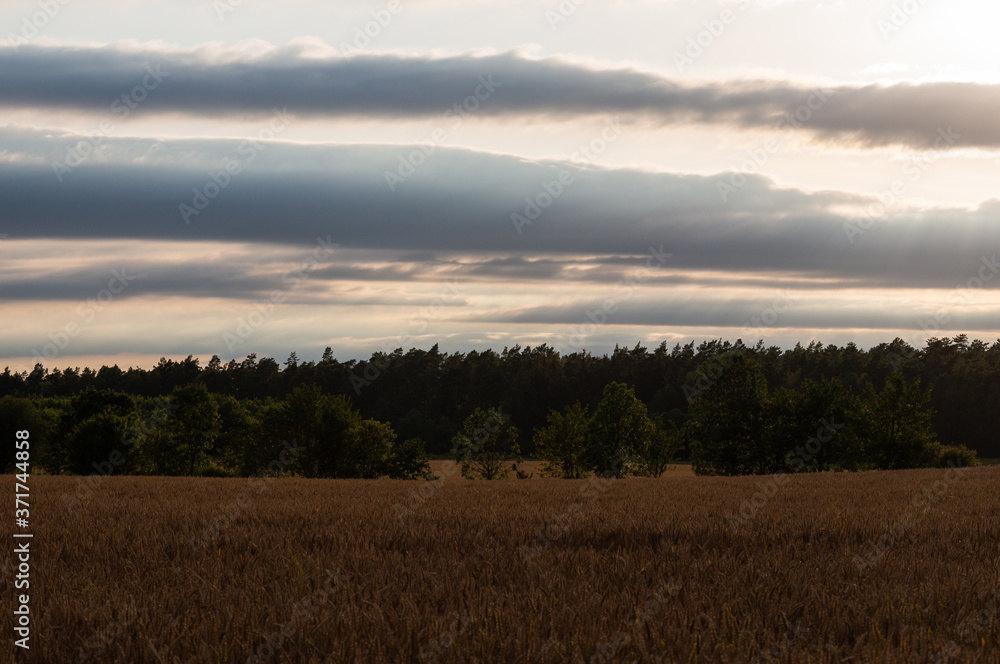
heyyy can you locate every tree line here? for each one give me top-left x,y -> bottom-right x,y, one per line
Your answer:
0,335 -> 993,477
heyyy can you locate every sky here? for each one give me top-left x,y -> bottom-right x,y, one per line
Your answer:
1,0 -> 999,372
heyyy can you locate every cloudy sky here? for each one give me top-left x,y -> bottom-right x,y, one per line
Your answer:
2,0 -> 999,371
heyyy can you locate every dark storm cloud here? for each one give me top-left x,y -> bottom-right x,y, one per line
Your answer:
1,44 -> 998,149
2,127 -> 1000,293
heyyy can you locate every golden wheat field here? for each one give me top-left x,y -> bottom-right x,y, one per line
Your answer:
3,465 -> 999,663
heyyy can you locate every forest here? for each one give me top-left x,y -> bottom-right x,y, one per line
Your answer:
0,335 -> 993,478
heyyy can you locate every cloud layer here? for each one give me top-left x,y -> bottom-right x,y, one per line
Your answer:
4,30 -> 1000,369
2,43 -> 997,149
2,127 -> 999,293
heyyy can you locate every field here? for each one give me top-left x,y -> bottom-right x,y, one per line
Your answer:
4,466 -> 999,663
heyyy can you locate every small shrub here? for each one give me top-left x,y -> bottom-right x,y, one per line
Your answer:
929,443 -> 980,468
512,463 -> 533,480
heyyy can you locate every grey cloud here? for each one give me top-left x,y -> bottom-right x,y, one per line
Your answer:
4,248 -> 977,305
0,260 -> 329,302
485,297 -> 1000,332
311,256 -> 566,282
0,44 -> 997,149
2,127 -> 1000,292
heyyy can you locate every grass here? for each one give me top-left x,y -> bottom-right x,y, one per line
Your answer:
3,466 -> 998,662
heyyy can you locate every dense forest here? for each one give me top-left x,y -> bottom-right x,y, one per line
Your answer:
1,335 -> 996,478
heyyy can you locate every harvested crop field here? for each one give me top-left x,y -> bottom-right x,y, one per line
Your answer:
4,466 -> 999,663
